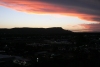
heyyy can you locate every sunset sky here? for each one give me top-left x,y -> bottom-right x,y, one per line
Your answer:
0,0 -> 100,32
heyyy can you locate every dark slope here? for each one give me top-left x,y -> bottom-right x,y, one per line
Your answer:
0,27 -> 73,34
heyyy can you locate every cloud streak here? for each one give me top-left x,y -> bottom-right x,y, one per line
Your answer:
80,23 -> 100,32
0,0 -> 100,22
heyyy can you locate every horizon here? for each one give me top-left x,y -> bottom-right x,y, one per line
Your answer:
0,27 -> 100,32
0,0 -> 100,32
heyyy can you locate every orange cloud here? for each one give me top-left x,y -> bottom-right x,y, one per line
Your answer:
0,0 -> 77,14
0,0 -> 100,22
80,23 -> 100,32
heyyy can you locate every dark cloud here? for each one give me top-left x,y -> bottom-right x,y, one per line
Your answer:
39,0 -> 100,21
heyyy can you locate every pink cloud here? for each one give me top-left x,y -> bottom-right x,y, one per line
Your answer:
0,0 -> 100,23
80,23 -> 100,32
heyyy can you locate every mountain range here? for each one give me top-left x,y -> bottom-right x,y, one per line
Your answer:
0,27 -> 73,34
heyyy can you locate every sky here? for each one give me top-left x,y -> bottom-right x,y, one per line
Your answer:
0,0 -> 100,32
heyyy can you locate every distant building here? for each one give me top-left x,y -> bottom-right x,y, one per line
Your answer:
35,51 -> 48,56
0,54 -> 15,66
0,54 -> 30,66
13,56 -> 30,66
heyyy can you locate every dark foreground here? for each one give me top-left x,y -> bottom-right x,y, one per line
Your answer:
0,33 -> 100,67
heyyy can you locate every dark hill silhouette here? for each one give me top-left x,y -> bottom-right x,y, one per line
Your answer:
0,27 -> 73,34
